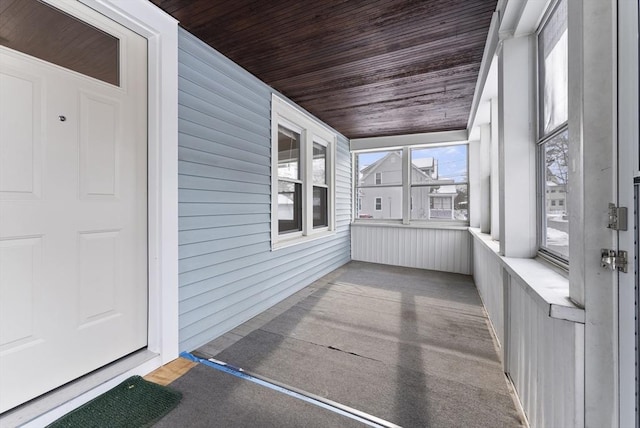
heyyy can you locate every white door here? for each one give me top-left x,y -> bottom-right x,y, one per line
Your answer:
0,1 -> 147,413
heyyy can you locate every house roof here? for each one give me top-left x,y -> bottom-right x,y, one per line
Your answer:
411,158 -> 435,169
433,184 -> 457,195
149,0 -> 498,139
359,152 -> 454,185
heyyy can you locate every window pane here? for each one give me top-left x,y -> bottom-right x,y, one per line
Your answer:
278,180 -> 302,234
542,129 -> 569,259
313,186 -> 328,228
539,0 -> 568,135
355,187 -> 402,219
0,0 -> 120,86
278,126 -> 300,180
453,184 -> 469,221
355,150 -> 402,220
312,143 -> 326,185
411,145 -> 468,184
410,184 -> 468,220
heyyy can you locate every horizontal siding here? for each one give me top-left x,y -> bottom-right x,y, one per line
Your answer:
177,28 -> 351,352
351,224 -> 472,274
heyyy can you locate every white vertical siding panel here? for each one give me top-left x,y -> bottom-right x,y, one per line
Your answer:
350,225 -> 471,274
507,276 -> 581,428
472,232 -> 581,427
472,238 -> 504,345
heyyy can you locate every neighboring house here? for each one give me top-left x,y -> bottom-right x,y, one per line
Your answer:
357,152 -> 456,220
546,180 -> 567,214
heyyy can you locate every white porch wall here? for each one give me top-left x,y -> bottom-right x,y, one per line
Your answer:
471,229 -> 585,428
351,224 -> 472,275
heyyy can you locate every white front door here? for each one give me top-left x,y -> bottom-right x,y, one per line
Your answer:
0,1 -> 147,413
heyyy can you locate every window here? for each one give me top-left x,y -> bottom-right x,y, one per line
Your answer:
354,150 -> 402,219
354,144 -> 468,223
272,95 -> 336,247
537,0 -> 569,262
312,143 -> 328,228
277,126 -> 302,234
411,145 -> 468,221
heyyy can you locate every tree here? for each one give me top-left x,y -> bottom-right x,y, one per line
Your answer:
545,131 -> 569,185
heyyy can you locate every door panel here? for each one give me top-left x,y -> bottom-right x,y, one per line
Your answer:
80,92 -> 121,198
0,237 -> 42,349
0,0 -> 147,413
0,70 -> 42,199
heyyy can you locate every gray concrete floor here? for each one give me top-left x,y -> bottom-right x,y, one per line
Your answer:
192,261 -> 525,427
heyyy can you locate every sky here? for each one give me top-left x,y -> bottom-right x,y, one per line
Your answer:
358,145 -> 468,183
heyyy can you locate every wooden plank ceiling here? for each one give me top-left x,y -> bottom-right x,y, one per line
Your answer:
150,0 -> 497,139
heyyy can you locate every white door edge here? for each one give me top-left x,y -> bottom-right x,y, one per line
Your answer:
617,0 -> 639,426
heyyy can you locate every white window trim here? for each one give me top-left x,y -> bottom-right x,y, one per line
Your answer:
353,144 -> 469,226
271,95 -> 336,249
375,197 -> 382,211
536,0 -> 569,266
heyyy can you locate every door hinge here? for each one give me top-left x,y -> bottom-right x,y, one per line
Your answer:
601,249 -> 628,273
607,203 -> 628,231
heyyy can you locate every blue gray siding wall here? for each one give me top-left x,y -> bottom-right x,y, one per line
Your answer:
177,29 -> 352,352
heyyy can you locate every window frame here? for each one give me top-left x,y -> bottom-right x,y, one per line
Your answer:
536,0 -> 569,267
375,197 -> 382,211
276,122 -> 304,237
409,145 -> 469,223
271,95 -> 336,249
352,143 -> 469,226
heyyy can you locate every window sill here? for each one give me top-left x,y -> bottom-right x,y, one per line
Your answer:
352,220 -> 469,231
469,228 -> 584,324
271,229 -> 336,251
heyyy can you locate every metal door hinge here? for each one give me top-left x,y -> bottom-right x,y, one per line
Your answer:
601,249 -> 628,273
607,203 -> 627,231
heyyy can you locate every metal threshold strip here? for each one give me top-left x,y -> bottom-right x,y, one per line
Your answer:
180,352 -> 401,428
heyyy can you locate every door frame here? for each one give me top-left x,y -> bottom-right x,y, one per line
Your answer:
617,0 -> 639,426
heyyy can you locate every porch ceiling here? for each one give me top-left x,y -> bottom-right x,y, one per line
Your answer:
149,0 -> 497,139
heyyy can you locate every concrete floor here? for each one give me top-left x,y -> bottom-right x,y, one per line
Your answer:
161,261 -> 525,427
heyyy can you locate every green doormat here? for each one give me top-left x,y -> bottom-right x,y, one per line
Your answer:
47,376 -> 182,428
